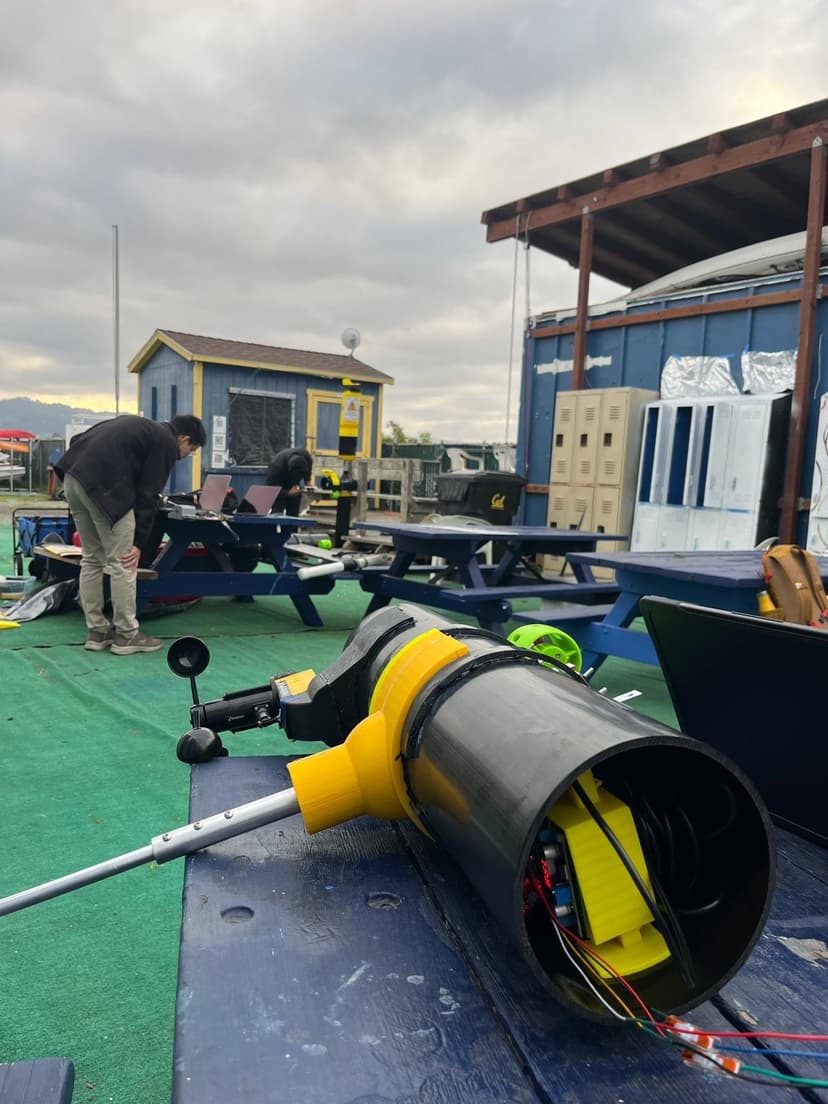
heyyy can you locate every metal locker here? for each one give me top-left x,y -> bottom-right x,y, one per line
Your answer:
631,503 -> 661,551
724,400 -> 771,513
572,392 -> 603,485
701,399 -> 735,509
806,393 -> 828,554
657,505 -> 693,550
688,507 -> 723,550
549,392 -> 579,485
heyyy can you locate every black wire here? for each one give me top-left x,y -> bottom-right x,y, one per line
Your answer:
620,783 -> 729,917
571,780 -> 695,989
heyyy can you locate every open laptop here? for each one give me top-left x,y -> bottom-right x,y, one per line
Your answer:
198,474 -> 233,513
640,595 -> 828,845
237,484 -> 282,515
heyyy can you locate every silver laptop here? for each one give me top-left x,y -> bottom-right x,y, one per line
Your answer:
239,484 -> 282,515
198,474 -> 233,513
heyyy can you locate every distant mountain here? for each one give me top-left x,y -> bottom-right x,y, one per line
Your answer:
0,397 -> 116,439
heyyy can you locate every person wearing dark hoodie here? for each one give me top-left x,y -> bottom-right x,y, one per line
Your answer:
56,413 -> 206,654
264,446 -> 313,516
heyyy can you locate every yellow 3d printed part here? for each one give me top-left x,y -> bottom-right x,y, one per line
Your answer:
287,629 -> 469,835
548,769 -> 669,978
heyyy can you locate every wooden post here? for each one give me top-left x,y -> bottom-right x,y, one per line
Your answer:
400,460 -> 413,522
354,459 -> 368,521
572,208 -> 593,390
779,138 -> 827,543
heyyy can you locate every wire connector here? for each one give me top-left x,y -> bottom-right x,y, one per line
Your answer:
664,1016 -> 719,1051
680,1048 -> 741,1076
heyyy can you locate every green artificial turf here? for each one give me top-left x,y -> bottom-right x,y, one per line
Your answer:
0,524 -> 676,1103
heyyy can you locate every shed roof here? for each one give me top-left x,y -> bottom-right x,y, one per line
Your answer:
128,329 -> 394,385
482,98 -> 828,289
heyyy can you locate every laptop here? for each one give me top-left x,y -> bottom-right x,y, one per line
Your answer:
237,484 -> 282,515
640,595 -> 828,845
198,474 -> 233,513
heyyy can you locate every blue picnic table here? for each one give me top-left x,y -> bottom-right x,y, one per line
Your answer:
172,754 -> 828,1103
352,521 -> 623,635
139,513 -> 335,626
535,549 -> 828,673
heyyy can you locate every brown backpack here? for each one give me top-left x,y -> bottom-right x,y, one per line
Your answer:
762,544 -> 828,628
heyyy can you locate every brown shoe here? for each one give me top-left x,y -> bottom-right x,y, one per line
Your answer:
84,629 -> 114,651
110,631 -> 162,655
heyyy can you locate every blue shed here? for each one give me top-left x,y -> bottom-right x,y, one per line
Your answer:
127,330 -> 394,497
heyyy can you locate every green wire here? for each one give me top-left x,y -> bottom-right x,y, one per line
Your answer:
635,1021 -> 828,1089
739,1063 -> 828,1088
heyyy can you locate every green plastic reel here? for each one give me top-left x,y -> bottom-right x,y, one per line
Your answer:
507,623 -> 582,672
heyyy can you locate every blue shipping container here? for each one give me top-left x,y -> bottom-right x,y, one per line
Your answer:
517,263 -> 828,547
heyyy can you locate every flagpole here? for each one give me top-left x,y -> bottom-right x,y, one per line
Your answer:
113,224 -> 120,415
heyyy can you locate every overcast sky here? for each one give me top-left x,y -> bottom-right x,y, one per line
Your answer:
2,0 -> 825,442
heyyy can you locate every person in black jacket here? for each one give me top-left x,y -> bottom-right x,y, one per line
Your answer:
56,414 -> 206,654
264,447 -> 313,516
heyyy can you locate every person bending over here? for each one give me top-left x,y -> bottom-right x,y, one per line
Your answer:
56,414 -> 206,654
264,446 -> 313,517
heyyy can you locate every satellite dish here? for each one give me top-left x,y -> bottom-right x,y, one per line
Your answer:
341,327 -> 361,356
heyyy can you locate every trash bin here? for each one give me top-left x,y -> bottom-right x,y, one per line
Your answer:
435,471 -> 525,525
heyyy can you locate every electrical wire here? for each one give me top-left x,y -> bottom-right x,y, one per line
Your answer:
529,796 -> 828,1089
528,868 -> 661,1032
715,1044 -> 828,1061
570,779 -> 695,988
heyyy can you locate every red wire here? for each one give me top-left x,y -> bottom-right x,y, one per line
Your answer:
662,1024 -> 828,1043
528,873 -> 664,1034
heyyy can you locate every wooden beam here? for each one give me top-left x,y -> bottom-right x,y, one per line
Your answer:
779,138 -> 827,541
645,194 -> 725,254
594,216 -> 688,272
485,119 -> 828,242
531,287 -> 809,340
572,210 -> 593,390
748,163 -> 808,221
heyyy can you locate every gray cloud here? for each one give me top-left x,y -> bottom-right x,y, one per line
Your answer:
1,0 -> 824,438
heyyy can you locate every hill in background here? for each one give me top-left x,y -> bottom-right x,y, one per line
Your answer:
0,397 -> 116,438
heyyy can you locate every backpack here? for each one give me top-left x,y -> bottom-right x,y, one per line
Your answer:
761,544 -> 828,628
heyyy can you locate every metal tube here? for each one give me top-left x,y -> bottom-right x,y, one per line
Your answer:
0,846 -> 154,917
0,788 -> 301,918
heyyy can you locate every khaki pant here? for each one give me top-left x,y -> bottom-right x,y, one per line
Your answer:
63,474 -> 140,637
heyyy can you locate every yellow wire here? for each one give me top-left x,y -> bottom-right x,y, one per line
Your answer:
559,927 -> 638,1021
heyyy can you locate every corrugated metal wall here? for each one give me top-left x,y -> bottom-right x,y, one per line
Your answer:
519,268 -> 827,545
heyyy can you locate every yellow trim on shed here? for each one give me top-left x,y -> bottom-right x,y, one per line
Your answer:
192,360 -> 204,486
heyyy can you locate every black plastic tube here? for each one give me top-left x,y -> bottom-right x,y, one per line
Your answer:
363,604 -> 775,1018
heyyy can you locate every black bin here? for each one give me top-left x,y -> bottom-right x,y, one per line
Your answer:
436,471 -> 526,525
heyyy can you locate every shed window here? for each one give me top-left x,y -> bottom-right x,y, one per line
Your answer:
228,391 -> 293,467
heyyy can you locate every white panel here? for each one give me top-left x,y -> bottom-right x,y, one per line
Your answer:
807,393 -> 828,553
702,400 -> 735,508
631,504 -> 661,551
688,507 -> 723,550
724,400 -> 770,512
657,506 -> 692,551
684,402 -> 715,507
720,511 -> 757,549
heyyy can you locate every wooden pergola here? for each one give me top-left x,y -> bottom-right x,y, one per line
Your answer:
482,99 -> 828,541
